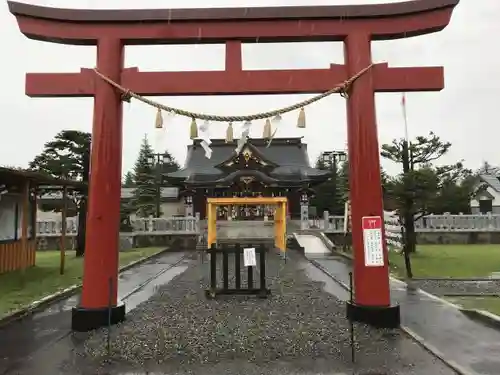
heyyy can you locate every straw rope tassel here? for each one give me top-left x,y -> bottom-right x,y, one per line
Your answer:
155,108 -> 163,129
225,122 -> 234,143
297,108 -> 306,128
263,119 -> 272,139
190,118 -> 198,139
93,63 -> 374,124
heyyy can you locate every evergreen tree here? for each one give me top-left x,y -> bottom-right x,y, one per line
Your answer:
381,132 -> 475,257
310,157 -> 344,215
130,136 -> 157,217
337,160 -> 350,200
123,171 -> 135,187
478,161 -> 500,176
158,149 -> 181,178
29,130 -> 90,257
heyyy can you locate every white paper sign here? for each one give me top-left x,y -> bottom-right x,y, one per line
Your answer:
243,247 -> 257,267
362,216 -> 384,267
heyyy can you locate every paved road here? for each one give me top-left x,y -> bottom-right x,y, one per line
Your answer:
300,235 -> 500,375
294,234 -> 331,255
0,252 -> 189,375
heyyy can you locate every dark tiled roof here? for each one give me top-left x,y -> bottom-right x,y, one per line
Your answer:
0,167 -> 86,188
479,174 -> 500,193
40,187 -> 180,200
166,137 -> 330,185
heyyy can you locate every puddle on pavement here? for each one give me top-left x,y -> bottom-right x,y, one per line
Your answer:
30,255 -> 189,320
32,295 -> 79,319
470,359 -> 500,375
301,262 -> 349,301
122,265 -> 188,312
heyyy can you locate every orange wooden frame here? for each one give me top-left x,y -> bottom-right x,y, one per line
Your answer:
207,197 -> 287,251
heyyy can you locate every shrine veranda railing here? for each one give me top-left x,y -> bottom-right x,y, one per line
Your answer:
35,213 -> 500,237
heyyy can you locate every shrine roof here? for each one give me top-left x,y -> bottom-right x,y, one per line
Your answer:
166,137 -> 330,186
0,167 -> 86,190
8,0 -> 459,23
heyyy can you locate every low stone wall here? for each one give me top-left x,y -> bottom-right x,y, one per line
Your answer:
36,229 -> 500,252
217,220 -> 274,240
326,231 -> 500,245
416,231 -> 500,245
36,234 -> 198,251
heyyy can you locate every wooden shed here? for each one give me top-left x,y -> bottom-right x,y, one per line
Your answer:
0,167 -> 85,274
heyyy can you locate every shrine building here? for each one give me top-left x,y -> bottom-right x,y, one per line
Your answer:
165,137 -> 331,220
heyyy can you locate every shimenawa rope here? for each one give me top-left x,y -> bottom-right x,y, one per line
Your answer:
92,64 -> 375,123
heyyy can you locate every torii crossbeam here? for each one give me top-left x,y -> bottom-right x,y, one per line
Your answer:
9,0 -> 459,331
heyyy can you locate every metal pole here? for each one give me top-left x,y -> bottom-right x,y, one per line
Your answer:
107,277 -> 112,356
348,271 -> 355,363
156,154 -> 161,218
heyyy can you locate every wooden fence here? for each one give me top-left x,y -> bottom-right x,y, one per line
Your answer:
0,240 -> 36,274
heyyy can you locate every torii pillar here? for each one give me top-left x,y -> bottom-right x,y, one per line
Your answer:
8,0 -> 459,331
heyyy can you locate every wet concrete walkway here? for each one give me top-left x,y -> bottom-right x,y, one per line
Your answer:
304,245 -> 500,375
0,251 -> 190,375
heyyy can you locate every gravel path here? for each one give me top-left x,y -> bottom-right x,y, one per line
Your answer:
67,250 -> 456,375
413,279 -> 500,296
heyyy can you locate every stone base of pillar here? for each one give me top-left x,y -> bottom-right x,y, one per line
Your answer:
346,301 -> 400,329
71,303 -> 125,332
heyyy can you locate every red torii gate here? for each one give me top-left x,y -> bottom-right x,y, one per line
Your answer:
9,0 -> 459,331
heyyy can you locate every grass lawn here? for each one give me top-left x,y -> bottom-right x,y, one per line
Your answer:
0,247 -> 164,319
388,245 -> 500,278
446,296 -> 500,317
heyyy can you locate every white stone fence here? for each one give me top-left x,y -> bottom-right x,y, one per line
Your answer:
35,213 -> 500,237
36,217 -> 199,237
322,212 -> 500,232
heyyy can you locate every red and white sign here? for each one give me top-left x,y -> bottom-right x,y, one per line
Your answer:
362,216 -> 384,267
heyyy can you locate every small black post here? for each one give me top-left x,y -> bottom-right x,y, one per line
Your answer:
348,271 -> 355,363
259,244 -> 266,291
107,277 -> 112,357
349,272 -> 354,303
222,248 -> 229,292
234,243 -> 241,290
247,262 -> 254,290
210,244 -> 217,291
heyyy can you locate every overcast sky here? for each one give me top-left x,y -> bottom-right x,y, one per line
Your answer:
0,0 -> 496,176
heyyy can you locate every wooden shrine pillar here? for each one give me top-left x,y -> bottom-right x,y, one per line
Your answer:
73,37 -> 126,332
344,32 -> 398,328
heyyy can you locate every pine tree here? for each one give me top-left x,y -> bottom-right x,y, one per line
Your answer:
159,150 -> 180,174
123,171 -> 135,187
130,136 -> 157,217
310,157 -> 344,215
337,160 -> 350,200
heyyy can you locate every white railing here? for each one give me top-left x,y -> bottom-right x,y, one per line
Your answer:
36,217 -> 79,237
323,213 -> 500,232
35,213 -> 500,237
35,217 -> 199,236
132,217 -> 199,234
